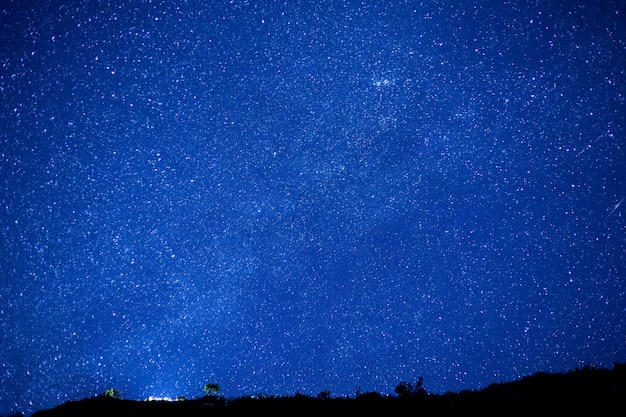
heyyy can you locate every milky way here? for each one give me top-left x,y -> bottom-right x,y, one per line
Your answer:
1,1 -> 625,415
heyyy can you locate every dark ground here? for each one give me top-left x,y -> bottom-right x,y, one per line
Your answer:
27,363 -> 626,416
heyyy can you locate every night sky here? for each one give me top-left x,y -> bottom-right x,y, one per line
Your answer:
1,1 -> 626,415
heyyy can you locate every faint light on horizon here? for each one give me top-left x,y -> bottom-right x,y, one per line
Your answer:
145,396 -> 174,402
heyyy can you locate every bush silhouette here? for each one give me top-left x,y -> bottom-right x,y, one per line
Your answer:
101,388 -> 122,399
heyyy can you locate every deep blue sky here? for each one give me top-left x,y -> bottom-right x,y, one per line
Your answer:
1,0 -> 625,415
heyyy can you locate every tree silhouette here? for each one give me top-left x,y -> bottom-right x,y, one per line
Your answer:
395,377 -> 426,398
203,383 -> 221,397
317,390 -> 331,400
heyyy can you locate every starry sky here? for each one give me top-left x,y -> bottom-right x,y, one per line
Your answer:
1,0 -> 625,415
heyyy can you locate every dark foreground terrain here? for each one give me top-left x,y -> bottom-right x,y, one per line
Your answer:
29,363 -> 626,416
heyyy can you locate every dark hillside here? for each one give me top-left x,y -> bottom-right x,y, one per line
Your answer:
29,363 -> 626,416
